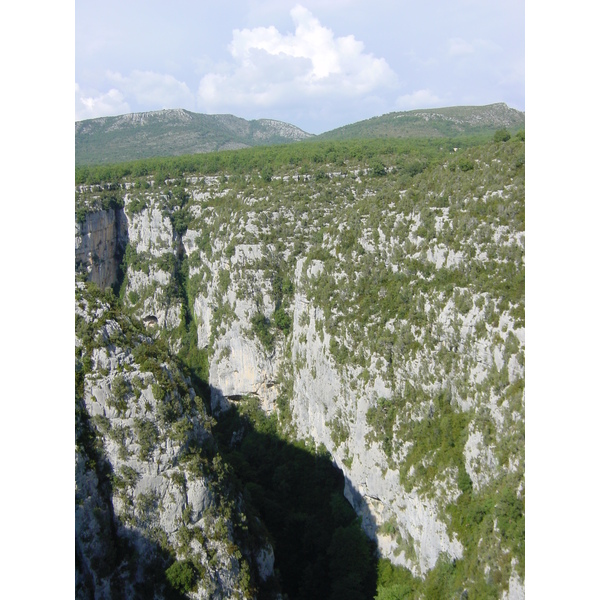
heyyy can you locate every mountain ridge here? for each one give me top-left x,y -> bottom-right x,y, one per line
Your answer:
75,108 -> 315,165
316,103 -> 524,141
75,103 -> 524,166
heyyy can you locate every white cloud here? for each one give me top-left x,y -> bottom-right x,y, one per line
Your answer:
197,5 -> 397,114
395,89 -> 444,110
106,70 -> 195,110
75,83 -> 130,121
76,71 -> 195,121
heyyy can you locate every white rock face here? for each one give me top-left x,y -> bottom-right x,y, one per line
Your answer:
194,292 -> 213,349
210,320 -> 280,413
127,206 -> 174,257
127,267 -> 182,329
505,571 -> 525,600
75,287 -> 273,599
287,260 -> 463,575
188,242 -> 524,581
255,545 -> 275,582
464,426 -> 499,492
184,251 -> 473,576
125,204 -> 187,335
116,221 -> 522,582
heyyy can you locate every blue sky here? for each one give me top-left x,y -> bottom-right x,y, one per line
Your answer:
76,0 -> 524,133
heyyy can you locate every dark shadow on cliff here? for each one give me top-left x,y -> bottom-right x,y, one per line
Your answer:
208,390 -> 378,600
76,384 -> 378,600
112,207 -> 128,296
76,295 -> 378,599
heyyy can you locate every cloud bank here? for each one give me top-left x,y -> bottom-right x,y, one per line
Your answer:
75,3 -> 523,131
75,84 -> 130,121
107,71 -> 195,109
197,5 -> 397,118
76,72 -> 195,120
75,5 -> 398,129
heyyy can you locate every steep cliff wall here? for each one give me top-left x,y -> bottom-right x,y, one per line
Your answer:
76,208 -> 128,289
76,137 -> 525,598
75,282 -> 274,599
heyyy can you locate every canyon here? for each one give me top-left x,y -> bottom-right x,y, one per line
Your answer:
75,135 -> 524,599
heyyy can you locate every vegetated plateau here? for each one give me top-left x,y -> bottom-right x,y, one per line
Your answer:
75,113 -> 525,599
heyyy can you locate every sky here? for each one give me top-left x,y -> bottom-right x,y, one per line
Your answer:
75,0 -> 524,133
4,2 -> 600,598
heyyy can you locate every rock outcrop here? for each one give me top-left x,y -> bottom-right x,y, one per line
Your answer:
75,208 -> 127,289
75,283 -> 273,599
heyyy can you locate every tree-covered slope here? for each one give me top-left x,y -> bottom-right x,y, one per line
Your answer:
316,103 -> 524,141
75,104 -> 523,167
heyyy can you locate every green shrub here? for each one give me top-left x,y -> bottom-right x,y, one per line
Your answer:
170,207 -> 192,236
251,312 -> 274,353
455,290 -> 473,315
376,559 -> 419,599
127,195 -> 148,214
327,411 -> 350,449
107,375 -> 130,414
112,374 -> 130,401
165,560 -> 198,594
76,205 -> 88,224
127,290 -> 140,304
458,157 -> 475,172
261,165 -> 273,182
494,128 -> 512,142
218,269 -> 231,295
152,383 -> 166,402
133,418 -> 159,461
273,307 -> 292,335
370,160 -> 387,177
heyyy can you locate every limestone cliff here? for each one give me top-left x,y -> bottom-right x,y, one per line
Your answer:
75,207 -> 127,289
76,136 -> 525,598
75,282 -> 273,599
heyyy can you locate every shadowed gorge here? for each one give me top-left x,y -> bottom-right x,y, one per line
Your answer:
75,282 -> 379,599
211,398 -> 378,599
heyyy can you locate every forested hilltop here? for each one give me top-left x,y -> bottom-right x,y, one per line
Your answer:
75,103 -> 523,167
75,109 -> 314,166
315,103 -> 524,141
75,131 -> 525,599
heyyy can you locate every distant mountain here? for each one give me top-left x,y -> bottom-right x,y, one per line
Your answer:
75,108 -> 314,165
75,103 -> 524,166
316,103 -> 525,141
